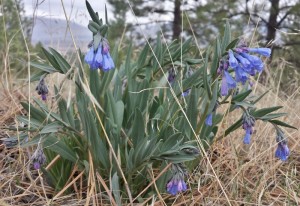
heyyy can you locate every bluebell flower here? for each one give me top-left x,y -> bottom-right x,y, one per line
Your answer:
222,45 -> 271,90
275,128 -> 290,161
32,147 -> 46,170
242,112 -> 255,144
234,53 -> 251,69
36,76 -> 48,101
233,65 -> 248,84
247,48 -> 271,57
101,40 -> 115,71
275,141 -> 290,161
182,88 -> 191,97
84,39 -> 115,71
221,71 -> 236,96
240,52 -> 263,68
243,127 -> 252,144
168,68 -> 176,84
167,178 -> 187,195
228,50 -> 238,68
84,46 -> 103,70
205,113 -> 213,126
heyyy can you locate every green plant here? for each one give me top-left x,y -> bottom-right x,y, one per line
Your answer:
9,1 -> 296,204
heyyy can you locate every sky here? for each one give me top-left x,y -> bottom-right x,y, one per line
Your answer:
23,0 -> 108,26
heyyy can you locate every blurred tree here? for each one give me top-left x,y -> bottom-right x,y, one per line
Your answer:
0,0 -> 32,78
107,0 -> 199,40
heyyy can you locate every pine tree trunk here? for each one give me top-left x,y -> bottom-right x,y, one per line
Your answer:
172,0 -> 181,40
266,0 -> 279,45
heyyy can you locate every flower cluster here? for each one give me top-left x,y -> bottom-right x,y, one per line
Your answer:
275,128 -> 290,161
36,76 -> 48,101
242,112 -> 255,144
219,45 -> 271,96
84,38 -> 115,71
166,163 -> 188,195
32,147 -> 46,170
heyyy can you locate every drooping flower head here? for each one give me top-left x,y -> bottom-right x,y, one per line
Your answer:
32,147 -> 46,170
36,75 -> 49,101
221,43 -> 271,89
221,70 -> 236,96
168,68 -> 176,84
84,38 -> 115,71
166,163 -> 188,195
101,39 -> 115,71
275,128 -> 290,161
242,111 -> 255,144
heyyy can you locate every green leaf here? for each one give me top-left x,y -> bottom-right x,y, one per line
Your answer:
42,47 -> 61,71
112,173 -> 121,206
185,58 -> 203,65
252,106 -> 282,118
30,71 -> 48,82
20,102 -> 47,122
259,113 -> 287,121
203,49 -> 212,99
115,101 -> 124,134
131,108 -> 145,146
268,120 -> 297,130
224,117 -> 243,136
210,38 -> 221,78
88,23 -> 98,33
93,33 -> 101,50
251,90 -> 269,104
85,0 -> 101,26
232,89 -> 252,102
44,135 -> 78,162
48,48 -> 71,74
40,122 -> 62,134
221,20 -> 231,53
137,43 -> 149,69
30,62 -> 57,74
225,38 -> 240,51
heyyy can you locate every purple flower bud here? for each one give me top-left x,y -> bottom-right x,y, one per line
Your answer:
36,76 -> 48,101
32,148 -> 46,170
168,68 -> 176,84
234,53 -> 251,69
